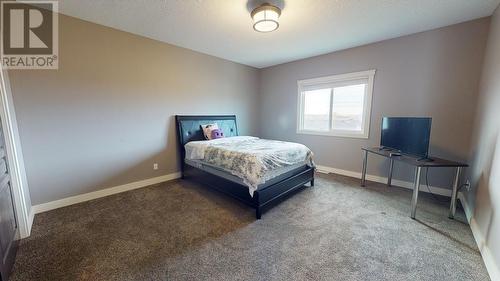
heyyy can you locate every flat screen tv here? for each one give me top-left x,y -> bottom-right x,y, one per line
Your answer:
380,117 -> 432,159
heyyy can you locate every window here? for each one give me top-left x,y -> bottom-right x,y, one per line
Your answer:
297,70 -> 375,138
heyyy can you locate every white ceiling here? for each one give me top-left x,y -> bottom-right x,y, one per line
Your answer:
52,0 -> 500,68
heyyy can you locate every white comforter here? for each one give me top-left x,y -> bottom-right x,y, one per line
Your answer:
185,136 -> 314,196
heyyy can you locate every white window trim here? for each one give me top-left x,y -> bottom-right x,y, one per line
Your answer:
296,69 -> 376,139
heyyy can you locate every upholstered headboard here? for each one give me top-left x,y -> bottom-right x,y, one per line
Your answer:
176,115 -> 238,145
175,115 -> 239,165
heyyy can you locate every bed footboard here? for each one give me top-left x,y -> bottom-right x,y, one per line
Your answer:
184,164 -> 314,219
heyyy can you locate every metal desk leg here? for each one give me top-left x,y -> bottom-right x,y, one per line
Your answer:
388,158 -> 394,186
449,167 -> 462,219
361,150 -> 368,187
411,167 -> 422,219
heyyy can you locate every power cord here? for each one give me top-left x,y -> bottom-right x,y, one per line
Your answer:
424,167 -> 467,203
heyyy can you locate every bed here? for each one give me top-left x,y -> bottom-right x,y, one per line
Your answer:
175,115 -> 315,219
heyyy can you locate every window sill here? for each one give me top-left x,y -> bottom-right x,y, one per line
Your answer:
296,129 -> 369,139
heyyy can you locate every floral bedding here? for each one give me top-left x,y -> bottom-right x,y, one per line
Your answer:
185,136 -> 314,196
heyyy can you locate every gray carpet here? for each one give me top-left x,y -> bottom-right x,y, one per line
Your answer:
11,173 -> 489,281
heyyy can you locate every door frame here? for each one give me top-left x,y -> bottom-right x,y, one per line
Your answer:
0,65 -> 32,238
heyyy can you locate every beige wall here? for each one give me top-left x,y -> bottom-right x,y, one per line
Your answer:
259,18 -> 489,188
8,15 -> 260,205
467,6 -> 500,276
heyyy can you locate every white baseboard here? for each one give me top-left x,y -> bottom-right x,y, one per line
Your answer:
316,165 -> 452,197
457,192 -> 473,223
458,192 -> 500,281
31,172 -> 181,215
470,218 -> 500,281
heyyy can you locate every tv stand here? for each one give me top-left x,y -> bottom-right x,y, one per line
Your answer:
361,147 -> 468,219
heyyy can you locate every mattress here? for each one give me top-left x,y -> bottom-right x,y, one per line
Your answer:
184,136 -> 314,196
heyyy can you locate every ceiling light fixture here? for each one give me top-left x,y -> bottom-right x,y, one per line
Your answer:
251,3 -> 281,33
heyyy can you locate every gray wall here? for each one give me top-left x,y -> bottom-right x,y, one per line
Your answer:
466,6 -> 500,273
259,18 -> 490,188
5,14 -> 494,208
8,15 -> 260,205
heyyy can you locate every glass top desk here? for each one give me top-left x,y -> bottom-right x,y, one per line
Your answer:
361,147 -> 468,219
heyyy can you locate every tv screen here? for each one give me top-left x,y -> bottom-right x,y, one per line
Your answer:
381,117 -> 432,158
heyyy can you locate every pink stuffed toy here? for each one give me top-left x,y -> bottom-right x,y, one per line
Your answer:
210,129 -> 225,139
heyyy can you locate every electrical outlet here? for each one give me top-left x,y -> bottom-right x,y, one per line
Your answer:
465,180 -> 471,191
153,163 -> 158,170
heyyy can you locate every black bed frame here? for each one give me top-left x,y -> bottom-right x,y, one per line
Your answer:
175,115 -> 314,219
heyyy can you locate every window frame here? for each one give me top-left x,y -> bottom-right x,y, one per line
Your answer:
296,69 -> 376,139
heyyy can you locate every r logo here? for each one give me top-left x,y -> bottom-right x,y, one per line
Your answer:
2,2 -> 53,54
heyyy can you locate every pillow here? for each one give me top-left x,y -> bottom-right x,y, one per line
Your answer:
201,123 -> 218,140
210,128 -> 225,139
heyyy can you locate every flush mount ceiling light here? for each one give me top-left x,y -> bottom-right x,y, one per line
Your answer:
251,3 -> 281,33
